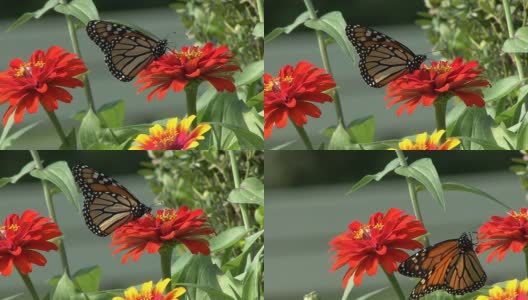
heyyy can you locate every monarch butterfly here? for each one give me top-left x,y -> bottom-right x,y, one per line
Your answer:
345,24 -> 426,88
86,20 -> 168,82
398,233 -> 486,299
72,164 -> 151,237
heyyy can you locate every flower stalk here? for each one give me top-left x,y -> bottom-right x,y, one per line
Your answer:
292,120 -> 314,150
382,267 -> 405,300
395,150 -> 430,247
44,109 -> 70,148
29,150 -> 72,277
17,268 -> 40,300
159,246 -> 173,292
59,0 -> 95,111
303,0 -> 345,127
185,82 -> 199,120
434,98 -> 448,142
228,151 -> 251,231
524,246 -> 528,278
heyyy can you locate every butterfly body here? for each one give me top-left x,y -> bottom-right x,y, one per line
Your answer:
346,24 -> 426,88
86,20 -> 167,82
398,233 -> 486,300
72,164 -> 151,236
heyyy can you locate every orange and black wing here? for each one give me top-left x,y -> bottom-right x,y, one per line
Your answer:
72,164 -> 151,236
345,24 -> 426,88
86,20 -> 167,81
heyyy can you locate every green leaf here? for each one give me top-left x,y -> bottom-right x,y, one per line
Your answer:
270,140 -> 296,150
0,161 -> 37,188
222,230 -> 263,272
54,0 -> 99,25
441,182 -> 512,210
78,109 -> 103,150
450,107 -> 497,150
235,60 -> 263,87
253,22 -> 264,38
328,124 -> 353,150
60,129 -> 77,150
209,122 -> 263,150
0,118 -> 39,150
97,100 -> 126,128
73,266 -> 100,293
355,287 -> 388,300
264,11 -> 310,43
304,11 -> 356,62
210,226 -> 247,253
341,277 -> 354,300
503,27 -> 528,53
246,91 -> 263,111
1,294 -> 23,300
255,206 -> 264,227
395,158 -> 446,210
52,272 -> 77,300
491,123 -> 516,150
348,116 -> 375,143
30,161 -> 80,213
484,76 -> 522,102
517,116 -> 528,149
347,158 -> 400,194
8,0 -> 60,31
241,246 -> 263,300
228,177 -> 264,205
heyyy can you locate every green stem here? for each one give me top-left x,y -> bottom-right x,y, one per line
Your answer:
292,119 -> 314,150
395,150 -> 430,248
303,0 -> 345,127
30,151 -> 72,277
159,247 -> 173,292
60,0 -> 96,111
44,109 -> 70,148
17,267 -> 40,300
434,99 -> 447,143
256,0 -> 264,23
524,247 -> 528,277
185,83 -> 199,121
228,151 -> 251,231
502,0 -> 527,113
382,267 -> 406,300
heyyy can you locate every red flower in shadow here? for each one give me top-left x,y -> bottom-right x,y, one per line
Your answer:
0,46 -> 87,125
329,208 -> 426,287
0,210 -> 62,276
477,208 -> 528,263
385,57 -> 490,115
136,43 -> 240,101
110,207 -> 215,263
264,61 -> 336,139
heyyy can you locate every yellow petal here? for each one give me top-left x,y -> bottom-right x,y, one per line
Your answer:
129,145 -> 144,150
140,281 -> 154,297
505,279 -> 519,293
112,298 -> 125,300
488,286 -> 505,297
134,134 -> 151,144
184,141 -> 199,149
166,118 -> 179,132
154,278 -> 171,295
123,287 -> 139,299
475,296 -> 489,300
149,124 -> 165,137
398,139 -> 414,150
442,138 -> 461,150
519,278 -> 528,294
192,124 -> 211,136
414,132 -> 428,146
165,287 -> 186,300
428,130 -> 445,146
179,115 -> 196,132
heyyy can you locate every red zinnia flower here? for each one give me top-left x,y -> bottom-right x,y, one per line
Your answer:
0,210 -> 62,276
385,57 -> 490,115
476,208 -> 528,263
136,42 -> 240,101
264,61 -> 336,139
110,206 -> 215,263
0,46 -> 87,126
329,208 -> 427,287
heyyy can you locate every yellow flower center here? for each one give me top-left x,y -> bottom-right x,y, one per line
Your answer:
510,211 -> 528,221
157,210 -> 177,222
175,48 -> 202,60
0,224 -> 18,239
15,61 -> 44,78
427,62 -> 452,74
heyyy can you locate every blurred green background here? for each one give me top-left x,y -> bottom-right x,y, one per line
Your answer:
264,0 -> 442,149
0,1 -> 190,149
0,151 -> 157,299
266,151 -> 527,299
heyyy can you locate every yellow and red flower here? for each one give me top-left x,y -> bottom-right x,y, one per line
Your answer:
264,61 -> 336,139
476,279 -> 528,300
136,42 -> 240,101
113,278 -> 185,300
0,46 -> 87,126
0,210 -> 62,276
129,115 -> 211,150
477,208 -> 528,263
110,206 -> 214,263
392,130 -> 460,150
385,57 -> 489,115
329,208 -> 427,287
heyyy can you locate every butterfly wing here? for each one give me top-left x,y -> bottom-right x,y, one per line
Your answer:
86,20 -> 167,82
443,241 -> 487,296
72,164 -> 151,236
345,24 -> 426,88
